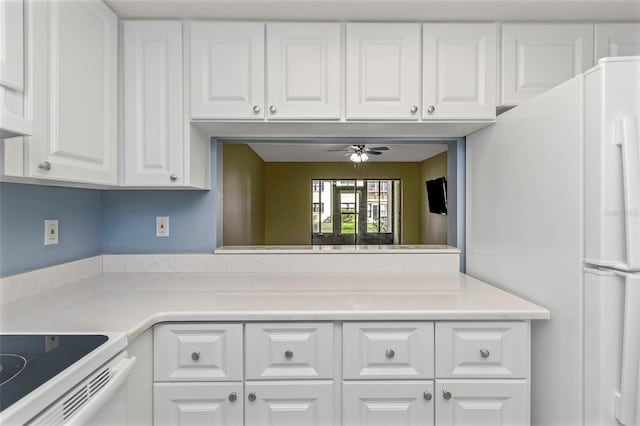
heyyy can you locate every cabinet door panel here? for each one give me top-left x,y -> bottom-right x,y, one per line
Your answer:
267,23 -> 341,119
346,24 -> 421,120
154,382 -> 243,426
435,321 -> 528,379
423,23 -> 496,119
123,21 -> 183,186
30,0 -> 118,184
245,381 -> 334,426
343,322 -> 435,380
245,322 -> 334,380
595,24 -> 640,60
0,0 -> 24,91
154,323 -> 243,381
436,380 -> 529,426
501,24 -> 594,105
343,381 -> 435,426
190,22 -> 264,119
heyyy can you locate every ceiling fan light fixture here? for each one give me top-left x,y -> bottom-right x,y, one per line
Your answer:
350,152 -> 362,163
360,152 -> 369,162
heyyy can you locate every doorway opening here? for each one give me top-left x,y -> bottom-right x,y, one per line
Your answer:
311,179 -> 401,245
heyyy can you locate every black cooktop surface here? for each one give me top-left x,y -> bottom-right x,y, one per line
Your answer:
0,334 -> 108,412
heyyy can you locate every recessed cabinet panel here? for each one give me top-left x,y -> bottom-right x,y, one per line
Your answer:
423,23 -> 496,119
436,322 -> 528,378
267,23 -> 341,119
154,323 -> 243,381
123,21 -> 184,186
245,381 -> 334,426
595,24 -> 640,60
154,382 -> 243,426
343,322 -> 434,379
435,380 -> 529,426
343,381 -> 435,426
245,322 -> 334,379
29,0 -> 118,184
0,0 -> 24,91
501,24 -> 594,105
346,24 -> 421,120
190,22 -> 265,119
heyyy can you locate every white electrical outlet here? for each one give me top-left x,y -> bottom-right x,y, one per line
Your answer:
156,216 -> 170,237
44,219 -> 59,245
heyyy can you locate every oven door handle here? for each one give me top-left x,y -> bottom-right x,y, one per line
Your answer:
67,355 -> 137,426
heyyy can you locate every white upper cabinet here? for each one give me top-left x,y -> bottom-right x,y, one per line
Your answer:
346,23 -> 421,120
501,24 -> 594,105
0,0 -> 24,91
189,22 -> 265,120
266,23 -> 342,120
123,21 -> 184,186
29,0 -> 118,184
423,23 -> 496,120
595,23 -> 640,60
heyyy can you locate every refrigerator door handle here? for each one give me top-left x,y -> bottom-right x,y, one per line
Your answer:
615,116 -> 640,270
614,272 -> 640,426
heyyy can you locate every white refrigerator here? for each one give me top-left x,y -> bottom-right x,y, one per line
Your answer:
467,56 -> 640,426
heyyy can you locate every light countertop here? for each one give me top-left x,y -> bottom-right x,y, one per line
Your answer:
0,272 -> 549,342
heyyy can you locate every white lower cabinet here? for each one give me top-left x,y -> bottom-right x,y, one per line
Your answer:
153,321 -> 531,425
435,380 -> 529,426
154,382 -> 244,426
245,381 -> 335,426
343,381 -> 435,426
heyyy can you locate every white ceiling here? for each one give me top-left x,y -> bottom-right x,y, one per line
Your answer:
245,142 -> 449,162
104,0 -> 640,21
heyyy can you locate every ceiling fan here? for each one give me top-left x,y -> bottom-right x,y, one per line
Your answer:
328,144 -> 389,163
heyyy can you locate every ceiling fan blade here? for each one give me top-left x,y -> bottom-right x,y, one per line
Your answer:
368,146 -> 389,150
328,148 -> 350,152
367,151 -> 383,155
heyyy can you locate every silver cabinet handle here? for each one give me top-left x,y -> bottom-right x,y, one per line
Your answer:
410,105 -> 418,114
285,350 -> 294,359
248,392 -> 257,402
427,105 -> 436,114
191,351 -> 200,361
253,105 -> 261,113
423,391 -> 433,401
228,392 -> 237,402
443,390 -> 452,400
480,348 -> 490,358
38,161 -> 52,171
385,349 -> 395,358
269,105 -> 277,114
170,174 -> 178,182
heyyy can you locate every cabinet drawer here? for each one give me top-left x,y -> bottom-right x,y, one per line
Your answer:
154,323 -> 243,381
435,379 -> 529,425
245,322 -> 334,380
435,322 -> 528,378
343,322 -> 434,379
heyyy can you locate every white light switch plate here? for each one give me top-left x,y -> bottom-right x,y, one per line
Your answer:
156,216 -> 169,237
44,219 -> 59,245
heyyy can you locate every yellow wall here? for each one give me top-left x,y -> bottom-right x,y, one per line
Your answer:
420,151 -> 448,244
222,144 -> 265,245
264,162 -> 422,245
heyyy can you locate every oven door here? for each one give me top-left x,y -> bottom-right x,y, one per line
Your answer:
29,352 -> 136,426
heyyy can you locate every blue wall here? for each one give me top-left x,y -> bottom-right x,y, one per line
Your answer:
0,183 -> 102,276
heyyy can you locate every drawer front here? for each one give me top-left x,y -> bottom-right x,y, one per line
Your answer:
435,322 -> 528,378
154,323 -> 243,381
343,322 -> 435,379
245,323 -> 334,380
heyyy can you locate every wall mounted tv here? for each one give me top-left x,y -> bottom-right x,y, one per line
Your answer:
426,177 -> 448,215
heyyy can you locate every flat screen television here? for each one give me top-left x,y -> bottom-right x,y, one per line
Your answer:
426,177 -> 448,215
